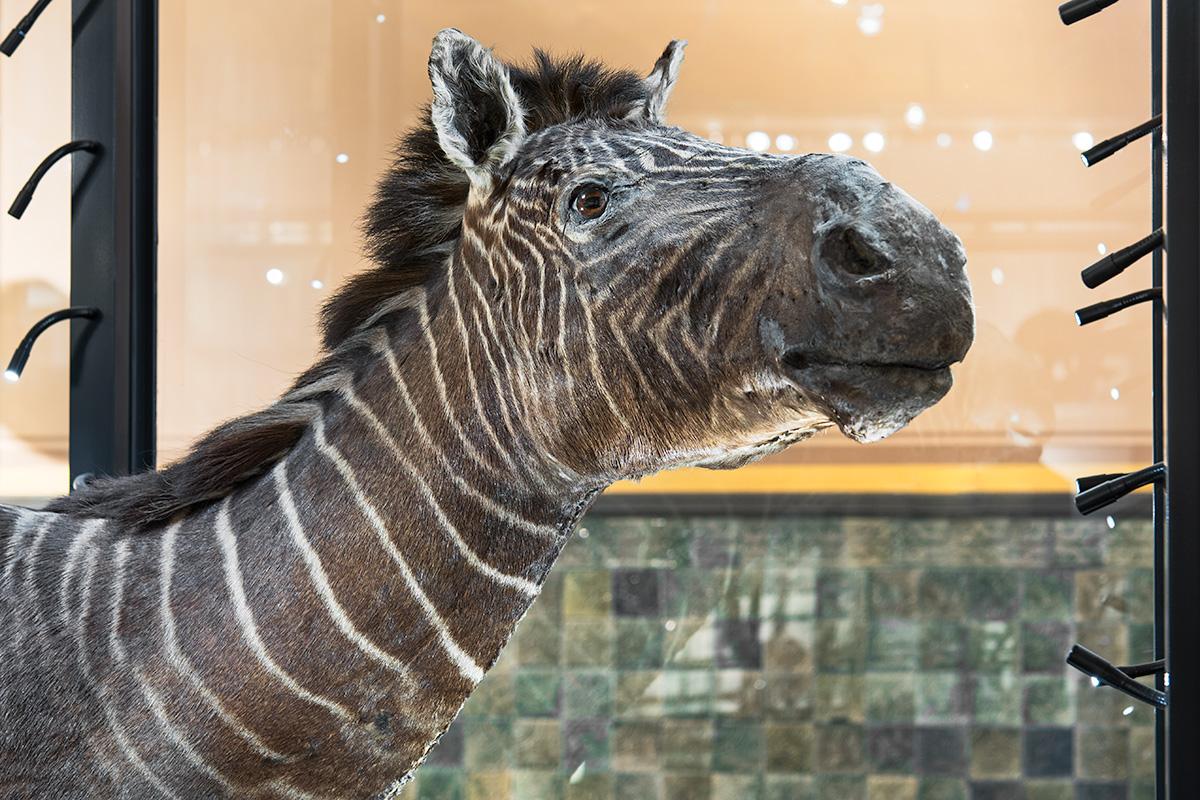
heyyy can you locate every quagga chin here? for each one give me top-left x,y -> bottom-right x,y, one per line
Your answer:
0,28 -> 973,799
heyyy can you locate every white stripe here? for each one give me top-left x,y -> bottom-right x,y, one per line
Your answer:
114,548 -> 241,793
158,521 -> 291,763
18,517 -> 53,649
1,508 -> 36,586
266,780 -> 327,800
59,518 -> 106,628
462,267 -> 539,447
74,548 -> 181,800
109,538 -> 131,662
578,292 -> 634,432
0,510 -> 42,660
506,224 -> 547,348
272,460 -> 413,675
414,297 -> 509,478
311,418 -> 485,684
554,246 -> 574,393
370,329 -> 568,535
444,258 -> 526,471
214,499 -> 353,720
339,389 -> 542,597
108,712 -> 183,800
135,670 -> 238,793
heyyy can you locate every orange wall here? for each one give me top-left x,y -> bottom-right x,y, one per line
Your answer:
0,1 -> 1154,498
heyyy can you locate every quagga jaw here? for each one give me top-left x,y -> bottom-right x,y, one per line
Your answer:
0,28 -> 973,799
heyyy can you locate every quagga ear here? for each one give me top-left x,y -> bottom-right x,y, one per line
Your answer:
640,39 -> 688,124
428,29 -> 526,186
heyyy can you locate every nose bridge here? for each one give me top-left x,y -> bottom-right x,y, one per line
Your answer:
801,171 -> 973,356
813,177 -> 966,288
758,156 -> 974,368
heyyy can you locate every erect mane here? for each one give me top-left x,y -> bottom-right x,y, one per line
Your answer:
47,48 -> 652,529
328,49 -> 651,348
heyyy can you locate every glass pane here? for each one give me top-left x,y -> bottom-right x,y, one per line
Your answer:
158,2 -> 1156,797
0,0 -> 72,502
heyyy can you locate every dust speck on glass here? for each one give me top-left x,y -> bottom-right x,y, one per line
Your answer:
399,515 -> 1154,800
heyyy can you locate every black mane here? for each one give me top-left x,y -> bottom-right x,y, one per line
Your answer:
48,48 -> 651,528
326,50 -> 649,347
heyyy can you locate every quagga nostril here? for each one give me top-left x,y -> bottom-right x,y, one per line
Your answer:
820,224 -> 891,277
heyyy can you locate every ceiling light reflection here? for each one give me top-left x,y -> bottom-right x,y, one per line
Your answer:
746,131 -> 771,152
905,104 -> 926,128
862,131 -> 886,153
857,4 -> 884,35
828,132 -> 853,152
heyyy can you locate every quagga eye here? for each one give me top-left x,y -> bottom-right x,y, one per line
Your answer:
572,184 -> 609,219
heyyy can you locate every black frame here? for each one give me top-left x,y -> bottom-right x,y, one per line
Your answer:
1151,0 -> 1166,793
69,0 -> 157,483
1164,0 -> 1200,797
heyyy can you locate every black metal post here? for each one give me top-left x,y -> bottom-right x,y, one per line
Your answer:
1150,0 -> 1165,796
1165,0 -> 1200,796
69,0 -> 156,484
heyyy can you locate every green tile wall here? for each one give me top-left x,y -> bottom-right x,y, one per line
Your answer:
399,515 -> 1156,800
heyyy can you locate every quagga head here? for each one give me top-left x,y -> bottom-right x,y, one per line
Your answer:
362,30 -> 975,480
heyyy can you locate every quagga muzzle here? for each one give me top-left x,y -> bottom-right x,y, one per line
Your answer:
0,29 -> 974,799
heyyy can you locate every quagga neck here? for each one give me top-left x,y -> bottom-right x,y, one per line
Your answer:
10,292 -> 603,799
206,288 -> 601,789
270,286 -> 601,667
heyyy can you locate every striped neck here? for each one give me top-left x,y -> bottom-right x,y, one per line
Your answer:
147,279 -> 604,795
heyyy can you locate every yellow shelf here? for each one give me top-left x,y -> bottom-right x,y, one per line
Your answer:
609,463 -> 1148,495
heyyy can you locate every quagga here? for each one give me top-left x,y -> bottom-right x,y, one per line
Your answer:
0,29 -> 973,799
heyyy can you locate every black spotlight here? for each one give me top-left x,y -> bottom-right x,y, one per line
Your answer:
1066,644 -> 1168,707
1074,473 -> 1123,493
1075,288 -> 1160,326
0,0 -> 52,57
1059,0 -> 1121,25
8,140 -> 101,219
1074,463 -> 1165,515
4,306 -> 100,383
1081,116 -> 1161,167
1081,229 -> 1163,289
